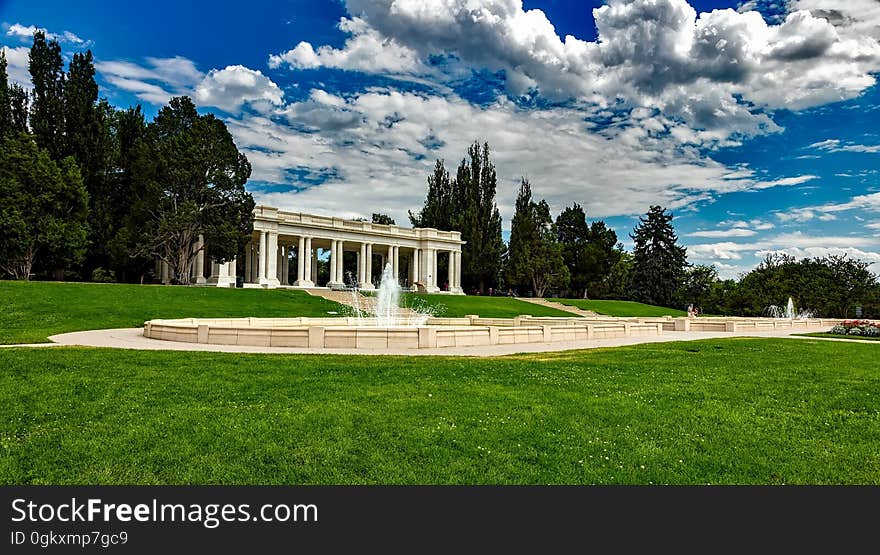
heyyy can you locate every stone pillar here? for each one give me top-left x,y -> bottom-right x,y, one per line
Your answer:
276,246 -> 284,283
194,234 -> 207,284
251,243 -> 258,283
228,257 -> 237,280
265,232 -> 279,287
424,248 -> 439,293
282,246 -> 289,285
312,248 -> 318,285
296,236 -> 306,285
208,258 -> 236,287
358,242 -> 367,287
257,231 -> 267,282
244,243 -> 253,284
363,243 -> 374,290
337,241 -> 345,284
329,240 -> 339,287
392,245 -> 399,281
413,248 -> 420,286
301,236 -> 313,287
453,251 -> 463,293
447,250 -> 455,292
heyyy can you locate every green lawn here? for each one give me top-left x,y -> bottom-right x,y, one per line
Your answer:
0,281 -> 346,344
556,299 -> 687,317
403,293 -> 575,318
2,338 -> 878,484
798,332 -> 880,342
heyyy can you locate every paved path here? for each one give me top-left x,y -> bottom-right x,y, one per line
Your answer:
0,327 -> 860,357
516,297 -> 598,317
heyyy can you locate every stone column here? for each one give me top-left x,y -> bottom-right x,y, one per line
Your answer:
282,246 -> 289,285
276,246 -> 284,283
257,231 -> 267,282
413,248 -> 420,285
447,250 -> 455,292
392,245 -> 399,281
194,234 -> 207,285
244,243 -> 253,284
359,242 -> 367,286
296,237 -> 306,285
329,240 -> 338,287
337,241 -> 345,284
424,248 -> 439,292
312,248 -> 318,285
266,232 -> 280,287
363,243 -> 374,289
454,251 -> 463,293
302,236 -> 313,286
229,257 -> 237,281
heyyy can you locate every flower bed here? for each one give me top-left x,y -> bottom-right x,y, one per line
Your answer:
829,320 -> 880,337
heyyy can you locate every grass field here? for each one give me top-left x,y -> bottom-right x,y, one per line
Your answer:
798,332 -> 880,342
404,293 -> 574,318
0,281 -> 346,344
0,282 -> 580,344
556,299 -> 687,317
2,338 -> 878,485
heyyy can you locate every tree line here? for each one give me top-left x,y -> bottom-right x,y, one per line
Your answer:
0,32 -> 254,284
411,143 -> 879,318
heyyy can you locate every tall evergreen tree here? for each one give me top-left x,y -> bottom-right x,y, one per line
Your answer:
506,179 -> 568,297
28,31 -> 66,159
8,83 -> 29,134
629,205 -> 688,307
555,204 -> 591,297
108,105 -> 152,281
64,52 -> 114,276
411,143 -> 505,293
0,51 -> 12,137
453,142 -> 505,293
555,204 -> 621,298
409,159 -> 453,229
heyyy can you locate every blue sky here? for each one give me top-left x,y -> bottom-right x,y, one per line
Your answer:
2,0 -> 879,277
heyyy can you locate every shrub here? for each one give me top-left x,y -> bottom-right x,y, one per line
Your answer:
91,267 -> 116,283
863,326 -> 880,338
848,327 -> 863,336
830,325 -> 848,335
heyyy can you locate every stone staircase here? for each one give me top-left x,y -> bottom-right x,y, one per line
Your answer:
516,297 -> 598,317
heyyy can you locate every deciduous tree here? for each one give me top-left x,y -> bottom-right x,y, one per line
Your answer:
132,96 -> 254,284
0,135 -> 88,279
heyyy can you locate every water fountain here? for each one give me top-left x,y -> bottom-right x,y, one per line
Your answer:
346,263 -> 433,326
764,297 -> 815,319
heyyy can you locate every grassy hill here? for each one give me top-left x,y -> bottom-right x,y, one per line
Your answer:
0,282 -> 575,344
555,299 -> 687,317
0,281 -> 346,344
404,293 -> 574,318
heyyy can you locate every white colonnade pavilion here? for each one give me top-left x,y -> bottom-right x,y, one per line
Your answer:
163,205 -> 465,293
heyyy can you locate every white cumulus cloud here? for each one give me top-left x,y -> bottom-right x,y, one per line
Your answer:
194,65 -> 284,113
271,0 -> 880,142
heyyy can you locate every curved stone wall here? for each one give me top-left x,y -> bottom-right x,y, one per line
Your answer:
142,315 -> 847,350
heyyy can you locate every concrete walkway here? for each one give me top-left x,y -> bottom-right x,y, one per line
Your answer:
1,327 -> 860,357
516,297 -> 598,317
